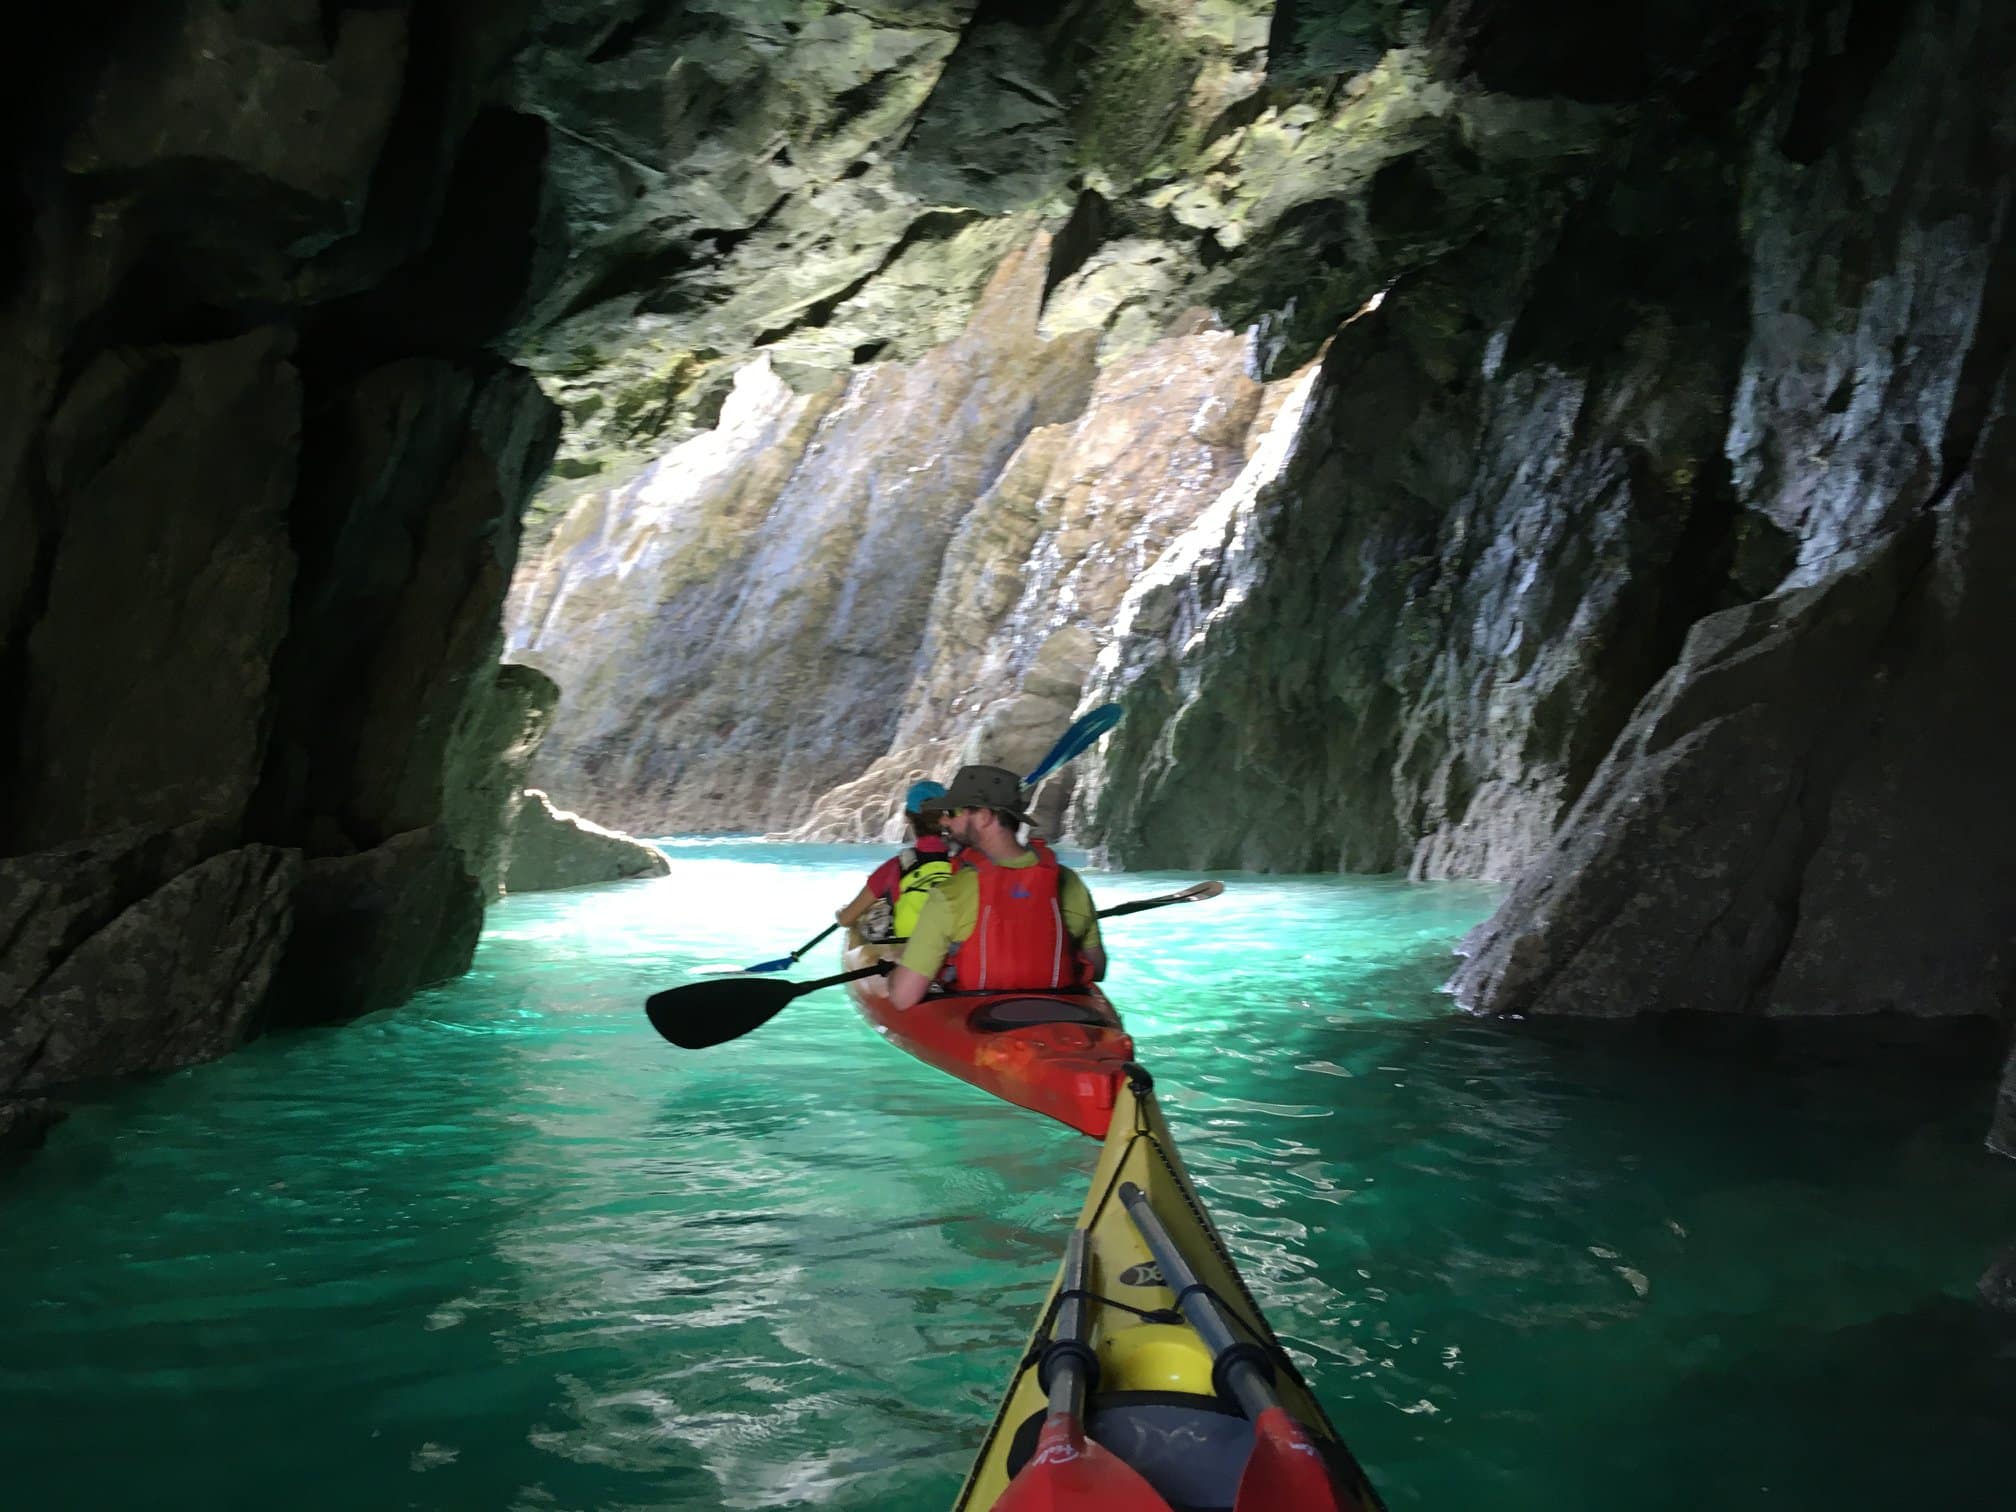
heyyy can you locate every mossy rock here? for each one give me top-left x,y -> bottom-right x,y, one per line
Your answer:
1070,5 -> 1211,183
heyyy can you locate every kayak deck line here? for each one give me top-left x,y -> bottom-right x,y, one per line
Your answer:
957,1065 -> 1387,1512
844,934 -> 1134,1136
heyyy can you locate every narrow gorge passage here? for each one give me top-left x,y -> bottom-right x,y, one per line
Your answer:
5,2 -> 2016,1507
3,848 -> 2008,1510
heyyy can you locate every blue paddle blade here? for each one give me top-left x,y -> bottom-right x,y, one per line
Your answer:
741,956 -> 796,974
1022,703 -> 1123,786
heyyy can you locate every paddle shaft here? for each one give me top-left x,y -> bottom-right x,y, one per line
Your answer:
788,922 -> 839,961
889,880 -> 1223,945
739,921 -> 841,973
1041,1228 -> 1096,1420
1118,1180 -> 1277,1420
1022,703 -> 1121,787
1097,881 -> 1222,921
785,962 -> 888,998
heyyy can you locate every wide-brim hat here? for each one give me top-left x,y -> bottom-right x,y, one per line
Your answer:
920,764 -> 1031,825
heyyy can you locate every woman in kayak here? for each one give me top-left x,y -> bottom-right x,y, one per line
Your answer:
834,780 -> 956,943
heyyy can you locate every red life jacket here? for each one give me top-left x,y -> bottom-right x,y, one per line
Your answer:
949,839 -> 1090,992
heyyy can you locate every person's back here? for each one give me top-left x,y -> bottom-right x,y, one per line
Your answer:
948,833 -> 1087,991
836,781 -> 954,944
887,766 -> 1106,1008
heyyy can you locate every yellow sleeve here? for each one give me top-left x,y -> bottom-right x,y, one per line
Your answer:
900,870 -> 977,978
1060,869 -> 1102,951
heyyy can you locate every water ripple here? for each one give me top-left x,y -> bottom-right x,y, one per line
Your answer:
0,845 -> 2010,1510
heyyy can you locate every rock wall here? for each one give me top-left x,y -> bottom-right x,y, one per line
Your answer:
1446,0 -> 2016,1020
505,1 -> 1610,841
1079,0 -> 2016,926
508,238 -> 1103,834
1451,392 -> 2016,1020
1077,220 -> 1765,878
1,0 -> 561,1102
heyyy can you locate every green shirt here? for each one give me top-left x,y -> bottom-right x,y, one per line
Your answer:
899,853 -> 1102,980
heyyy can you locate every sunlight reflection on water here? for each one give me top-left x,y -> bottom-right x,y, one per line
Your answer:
1,842 -> 2011,1511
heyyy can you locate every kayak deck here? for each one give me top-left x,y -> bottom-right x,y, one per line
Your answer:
844,937 -> 1134,1137
958,1066 -> 1386,1512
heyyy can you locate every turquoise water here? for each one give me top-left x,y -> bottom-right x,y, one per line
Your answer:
3,841 -> 2012,1510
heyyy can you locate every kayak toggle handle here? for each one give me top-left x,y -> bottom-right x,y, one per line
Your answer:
1036,1338 -> 1100,1399
1118,1181 -> 1278,1422
1208,1338 -> 1276,1405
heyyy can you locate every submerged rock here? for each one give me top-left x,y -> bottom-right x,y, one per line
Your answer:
0,1100 -> 65,1157
501,790 -> 670,894
267,828 -> 483,1030
2,838 -> 300,1092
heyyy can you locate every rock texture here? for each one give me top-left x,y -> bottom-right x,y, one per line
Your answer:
513,2 -> 1065,513
267,827 -> 483,1030
5,842 -> 300,1085
510,234 -> 1343,843
501,790 -> 670,893
1984,1247 -> 2016,1314
503,1 -> 1561,528
1991,1034 -> 2016,1161
1446,0 -> 2016,1021
509,238 -> 1102,833
2,1 -> 561,1094
442,663 -> 562,900
1,825 -> 297,1089
1068,0 -> 2016,946
1077,229 -> 1765,878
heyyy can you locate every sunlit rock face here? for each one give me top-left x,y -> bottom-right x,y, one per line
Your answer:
788,303 -> 1299,842
506,1 -> 1603,844
500,791 -> 671,893
1078,226 -> 1762,878
1076,0 -> 2016,1057
2,0 -> 559,1099
508,238 -> 1101,834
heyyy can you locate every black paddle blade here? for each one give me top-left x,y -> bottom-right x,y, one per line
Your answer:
646,977 -> 799,1049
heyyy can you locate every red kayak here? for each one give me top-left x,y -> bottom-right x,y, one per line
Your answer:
843,937 -> 1134,1137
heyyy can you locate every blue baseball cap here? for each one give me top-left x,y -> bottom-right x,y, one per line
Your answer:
904,779 -> 947,814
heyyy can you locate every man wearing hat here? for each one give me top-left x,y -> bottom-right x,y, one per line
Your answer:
885,765 -> 1107,1009
836,779 -> 956,943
